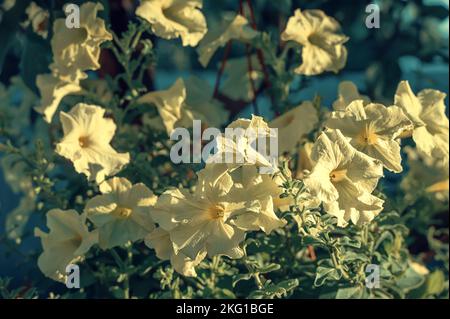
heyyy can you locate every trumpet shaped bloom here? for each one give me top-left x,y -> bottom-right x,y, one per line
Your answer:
270,101 -> 319,154
85,177 -> 157,249
138,78 -> 195,135
281,9 -> 348,75
304,129 -> 384,226
35,73 -> 82,123
394,81 -> 449,161
51,2 -> 112,82
136,0 -> 207,47
332,81 -> 370,111
151,167 -> 273,260
326,100 -> 413,172
197,14 -> 258,67
56,103 -> 130,183
34,209 -> 98,281
145,228 -> 206,277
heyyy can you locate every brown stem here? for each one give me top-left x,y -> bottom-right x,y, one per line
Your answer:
213,40 -> 233,98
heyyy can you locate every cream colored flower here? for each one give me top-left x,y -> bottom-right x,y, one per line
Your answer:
145,228 -> 206,277
332,81 -> 370,111
326,100 -> 413,173
85,177 -> 157,249
56,103 -> 130,183
197,14 -> 258,67
51,2 -> 112,82
281,9 -> 348,75
203,164 -> 287,233
138,78 -> 195,135
22,2 -> 49,38
304,129 -> 384,226
270,101 -> 319,154
34,209 -> 98,281
394,81 -> 449,161
401,147 -> 449,202
222,55 -> 263,102
35,73 -> 82,123
136,0 -> 207,47
184,76 -> 228,127
208,115 -> 277,173
151,167 -> 269,260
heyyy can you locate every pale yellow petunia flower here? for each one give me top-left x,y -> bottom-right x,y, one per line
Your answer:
34,209 -> 98,281
136,0 -> 207,47
394,81 -> 449,162
207,115 -> 278,173
197,14 -> 258,67
56,103 -> 130,183
326,100 -> 413,173
35,73 -> 82,123
51,2 -> 112,82
270,101 -> 319,155
332,81 -> 370,111
304,129 -> 384,226
85,177 -> 157,249
281,9 -> 348,76
151,167 -> 268,260
222,55 -> 263,102
138,78 -> 196,135
401,146 -> 449,203
145,228 -> 206,277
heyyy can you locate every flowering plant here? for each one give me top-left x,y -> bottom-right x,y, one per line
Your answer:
0,0 -> 448,299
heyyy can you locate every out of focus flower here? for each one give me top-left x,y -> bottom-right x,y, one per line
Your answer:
85,177 -> 157,249
138,78 -> 195,135
222,55 -> 263,102
197,14 -> 258,67
136,0 -> 207,47
304,129 -> 384,226
270,101 -> 319,154
184,76 -> 228,127
208,115 -> 277,173
281,9 -> 348,75
145,228 -> 206,277
55,103 -> 130,183
35,209 -> 98,281
401,146 -> 449,202
332,81 -> 370,111
50,2 -> 112,82
21,2 -> 49,38
35,73 -> 81,123
395,81 -> 449,162
326,100 -> 413,173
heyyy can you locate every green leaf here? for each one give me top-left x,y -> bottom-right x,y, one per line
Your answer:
232,273 -> 253,287
396,266 -> 426,292
335,286 -> 365,299
314,260 -> 342,287
249,279 -> 299,299
255,263 -> 281,274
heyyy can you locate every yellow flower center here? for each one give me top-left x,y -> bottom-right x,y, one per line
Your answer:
113,207 -> 133,219
78,136 -> 91,148
308,33 -> 324,47
71,27 -> 89,44
208,204 -> 225,220
357,124 -> 378,146
330,169 -> 348,183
